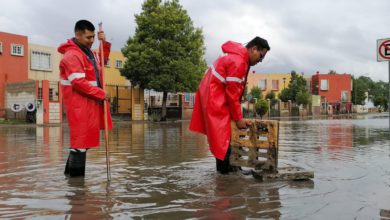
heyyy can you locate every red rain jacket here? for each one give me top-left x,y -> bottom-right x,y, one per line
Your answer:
189,41 -> 249,160
58,39 -> 112,149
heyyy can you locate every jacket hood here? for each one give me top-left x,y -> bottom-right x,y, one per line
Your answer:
57,39 -> 78,54
221,41 -> 248,59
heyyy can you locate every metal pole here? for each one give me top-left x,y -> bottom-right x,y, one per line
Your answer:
99,22 -> 111,181
388,61 -> 390,129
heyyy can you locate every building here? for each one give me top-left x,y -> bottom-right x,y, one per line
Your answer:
246,72 -> 292,98
28,44 -> 63,123
0,32 -> 29,117
103,51 -> 144,120
311,72 -> 352,114
28,44 -> 61,81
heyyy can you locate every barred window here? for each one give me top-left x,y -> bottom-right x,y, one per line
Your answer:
115,60 -> 123,69
31,51 -> 51,71
11,44 -> 24,56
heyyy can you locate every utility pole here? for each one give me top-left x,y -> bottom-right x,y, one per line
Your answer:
376,38 -> 390,129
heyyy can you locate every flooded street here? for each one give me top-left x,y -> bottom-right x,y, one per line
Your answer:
0,114 -> 389,219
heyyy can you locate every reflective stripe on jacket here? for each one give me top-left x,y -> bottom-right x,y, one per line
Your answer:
58,39 -> 112,149
189,41 -> 249,160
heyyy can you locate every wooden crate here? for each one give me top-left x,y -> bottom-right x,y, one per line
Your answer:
230,120 -> 279,171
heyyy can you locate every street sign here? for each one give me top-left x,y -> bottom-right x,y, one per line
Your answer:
377,38 -> 390,62
376,38 -> 390,129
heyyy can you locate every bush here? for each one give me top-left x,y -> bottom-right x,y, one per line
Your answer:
255,99 -> 269,118
243,108 -> 254,118
149,110 -> 161,122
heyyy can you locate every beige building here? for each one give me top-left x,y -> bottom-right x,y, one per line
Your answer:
247,73 -> 292,98
27,44 -> 144,120
28,44 -> 61,81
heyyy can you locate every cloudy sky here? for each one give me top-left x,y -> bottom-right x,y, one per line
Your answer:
1,0 -> 390,81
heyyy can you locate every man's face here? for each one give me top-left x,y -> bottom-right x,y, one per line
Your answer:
75,29 -> 95,48
249,47 -> 268,66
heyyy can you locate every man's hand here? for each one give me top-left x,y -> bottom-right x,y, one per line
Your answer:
236,118 -> 252,129
98,31 -> 106,41
104,92 -> 111,101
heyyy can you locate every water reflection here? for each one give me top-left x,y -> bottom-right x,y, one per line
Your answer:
65,178 -> 114,220
0,114 -> 388,219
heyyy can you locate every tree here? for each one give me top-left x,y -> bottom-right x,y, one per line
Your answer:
370,80 -> 389,110
265,91 -> 275,100
278,88 -> 293,102
351,77 -> 367,105
265,91 -> 278,106
249,86 -> 262,103
121,0 -> 207,120
328,70 -> 337,75
351,75 -> 388,110
296,90 -> 311,107
289,71 -> 307,100
278,70 -> 307,103
255,99 -> 269,119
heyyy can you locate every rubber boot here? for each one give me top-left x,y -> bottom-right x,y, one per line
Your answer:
216,147 -> 233,174
64,149 -> 86,177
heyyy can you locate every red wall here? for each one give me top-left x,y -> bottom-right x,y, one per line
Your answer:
0,32 -> 29,117
312,73 -> 352,103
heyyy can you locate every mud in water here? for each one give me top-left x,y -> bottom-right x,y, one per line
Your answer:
0,113 -> 389,219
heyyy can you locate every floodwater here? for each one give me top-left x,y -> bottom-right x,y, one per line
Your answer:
0,114 -> 389,219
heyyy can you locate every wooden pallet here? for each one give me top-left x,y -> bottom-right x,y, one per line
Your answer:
230,120 -> 313,181
230,120 -> 279,171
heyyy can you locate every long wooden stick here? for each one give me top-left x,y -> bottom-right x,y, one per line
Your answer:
98,22 -> 111,181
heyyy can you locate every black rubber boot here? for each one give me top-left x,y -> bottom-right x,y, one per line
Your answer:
216,147 -> 234,174
64,149 -> 86,177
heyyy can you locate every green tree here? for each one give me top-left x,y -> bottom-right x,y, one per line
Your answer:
265,91 -> 278,106
265,91 -> 275,100
278,70 -> 307,103
278,88 -> 293,102
121,0 -> 207,120
370,80 -> 389,110
296,90 -> 311,107
249,86 -> 262,103
255,99 -> 269,119
352,76 -> 372,105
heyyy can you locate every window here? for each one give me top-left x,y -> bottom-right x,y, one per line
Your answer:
320,79 -> 328,90
49,88 -> 54,101
0,42 -> 2,54
11,44 -> 24,56
38,88 -> 43,100
115,59 -> 123,69
341,91 -> 349,102
105,58 -> 110,67
259,79 -> 267,90
49,82 -> 59,101
31,51 -> 51,71
272,80 -> 279,90
185,92 -> 191,102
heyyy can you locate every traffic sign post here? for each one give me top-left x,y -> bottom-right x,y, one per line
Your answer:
377,38 -> 390,129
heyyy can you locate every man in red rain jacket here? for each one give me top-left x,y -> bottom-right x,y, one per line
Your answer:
58,20 -> 112,177
189,36 -> 270,174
